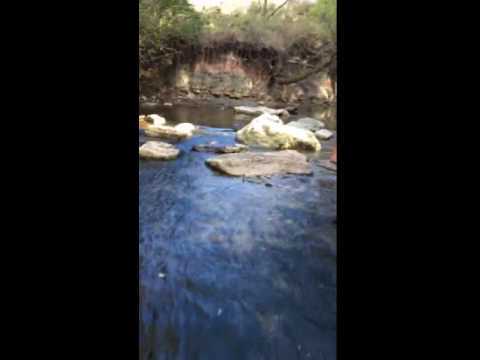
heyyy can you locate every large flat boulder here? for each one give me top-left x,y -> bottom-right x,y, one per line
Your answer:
234,106 -> 289,119
236,114 -> 321,151
139,141 -> 180,160
286,117 -> 326,132
205,150 -> 313,177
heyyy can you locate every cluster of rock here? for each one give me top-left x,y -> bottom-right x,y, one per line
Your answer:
139,106 -> 336,176
236,113 -> 322,151
139,113 -> 197,160
140,113 -> 197,140
285,117 -> 334,140
234,106 -> 334,149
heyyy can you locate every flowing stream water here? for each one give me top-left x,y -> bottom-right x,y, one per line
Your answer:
139,104 -> 336,360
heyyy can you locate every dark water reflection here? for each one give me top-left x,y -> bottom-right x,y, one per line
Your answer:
139,106 -> 336,360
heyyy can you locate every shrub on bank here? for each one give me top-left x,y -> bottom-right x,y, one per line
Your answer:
140,0 -> 336,54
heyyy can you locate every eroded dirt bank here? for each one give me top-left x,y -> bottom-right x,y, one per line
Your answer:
140,39 -> 336,109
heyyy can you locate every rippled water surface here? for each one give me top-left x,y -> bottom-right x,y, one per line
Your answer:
139,105 -> 336,360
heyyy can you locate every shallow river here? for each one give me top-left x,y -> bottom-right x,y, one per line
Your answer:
139,105 -> 337,360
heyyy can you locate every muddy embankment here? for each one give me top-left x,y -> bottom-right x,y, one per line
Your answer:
140,40 -> 336,112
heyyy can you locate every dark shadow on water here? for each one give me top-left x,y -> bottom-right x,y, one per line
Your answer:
139,107 -> 336,360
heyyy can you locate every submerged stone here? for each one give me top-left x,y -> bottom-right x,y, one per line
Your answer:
193,142 -> 248,154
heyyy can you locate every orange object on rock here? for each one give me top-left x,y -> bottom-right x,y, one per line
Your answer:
330,146 -> 337,164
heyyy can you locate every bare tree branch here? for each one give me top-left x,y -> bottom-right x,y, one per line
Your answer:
277,52 -> 336,85
267,0 -> 290,19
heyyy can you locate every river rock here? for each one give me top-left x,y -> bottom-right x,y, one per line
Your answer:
315,129 -> 334,140
145,125 -> 192,141
234,106 -> 290,119
286,117 -> 325,132
146,114 -> 166,127
174,123 -> 196,136
247,113 -> 283,124
139,141 -> 180,160
236,114 -> 321,151
206,150 -> 313,176
193,142 -> 248,154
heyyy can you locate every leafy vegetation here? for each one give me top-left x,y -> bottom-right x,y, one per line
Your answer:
139,0 -> 203,43
139,0 -> 336,89
139,0 -> 203,67
140,0 -> 336,51
310,0 -> 336,40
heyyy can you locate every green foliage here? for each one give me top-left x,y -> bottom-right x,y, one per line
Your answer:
200,1 -> 331,50
139,0 -> 203,48
139,0 -> 336,60
309,0 -> 336,40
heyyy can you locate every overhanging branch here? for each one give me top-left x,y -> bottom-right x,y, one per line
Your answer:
267,0 -> 290,19
277,53 -> 336,85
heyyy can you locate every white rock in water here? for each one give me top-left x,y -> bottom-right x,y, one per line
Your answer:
287,117 -> 326,132
234,106 -> 289,119
236,114 -> 320,151
253,113 -> 284,124
139,141 -> 180,160
146,114 -> 166,127
315,129 -> 334,140
145,125 -> 192,141
174,123 -> 196,136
